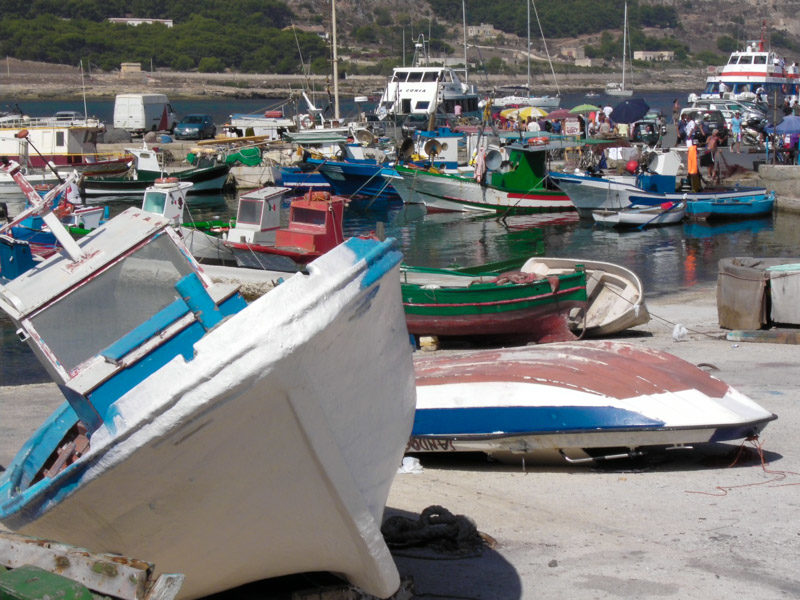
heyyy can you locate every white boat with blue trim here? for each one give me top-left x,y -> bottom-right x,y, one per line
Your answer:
407,342 -> 776,463
0,162 -> 416,599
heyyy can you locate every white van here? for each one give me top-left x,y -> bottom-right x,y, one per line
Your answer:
113,94 -> 177,135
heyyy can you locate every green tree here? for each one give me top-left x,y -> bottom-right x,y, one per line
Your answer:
198,56 -> 225,72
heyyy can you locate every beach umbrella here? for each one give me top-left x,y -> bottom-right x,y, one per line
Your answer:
570,103 -> 600,114
545,107 -> 572,120
766,115 -> 800,135
610,98 -> 650,124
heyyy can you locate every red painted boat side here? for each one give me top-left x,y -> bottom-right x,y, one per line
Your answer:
413,341 -> 731,399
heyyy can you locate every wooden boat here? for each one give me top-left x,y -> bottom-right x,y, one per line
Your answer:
224,189 -> 345,271
517,257 -> 650,337
400,264 -> 587,343
386,141 -> 574,214
0,161 -> 416,600
407,342 -> 776,463
81,144 -> 231,198
592,200 -> 686,228
684,190 -> 775,221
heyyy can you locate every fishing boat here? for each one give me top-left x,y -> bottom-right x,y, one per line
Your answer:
406,342 -> 776,463
605,2 -> 634,97
224,188 -> 345,271
693,22 -> 800,102
375,35 -> 480,122
592,200 -> 686,228
401,263 -> 587,343
81,144 -> 231,198
0,161 -> 416,600
516,257 -> 650,337
386,141 -> 574,214
139,178 -> 237,265
549,169 -> 774,221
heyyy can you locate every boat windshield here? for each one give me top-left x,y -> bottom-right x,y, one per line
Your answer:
292,207 -> 326,227
28,234 -> 194,372
754,55 -> 767,65
142,191 -> 167,216
237,198 -> 263,225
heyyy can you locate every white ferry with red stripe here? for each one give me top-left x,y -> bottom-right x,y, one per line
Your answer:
698,24 -> 799,102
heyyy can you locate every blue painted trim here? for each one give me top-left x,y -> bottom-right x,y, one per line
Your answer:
343,237 -> 402,289
176,272 -> 223,330
101,299 -> 190,362
412,406 -> 665,436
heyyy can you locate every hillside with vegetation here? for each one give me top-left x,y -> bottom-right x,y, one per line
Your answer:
1,0 -> 799,77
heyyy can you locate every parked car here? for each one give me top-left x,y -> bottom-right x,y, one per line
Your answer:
174,114 -> 216,140
679,108 -> 729,145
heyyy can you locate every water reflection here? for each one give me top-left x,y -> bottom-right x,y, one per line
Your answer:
3,188 -> 800,385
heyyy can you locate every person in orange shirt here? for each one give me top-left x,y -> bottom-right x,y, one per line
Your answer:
687,143 -> 701,192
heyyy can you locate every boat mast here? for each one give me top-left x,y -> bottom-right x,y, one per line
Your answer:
526,0 -> 530,90
332,0 -> 339,120
621,2 -> 627,91
462,0 -> 468,83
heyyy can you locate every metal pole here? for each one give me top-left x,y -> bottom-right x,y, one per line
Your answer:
462,0 -> 468,82
332,0 -> 340,120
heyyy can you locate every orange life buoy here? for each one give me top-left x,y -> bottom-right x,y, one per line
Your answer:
528,136 -> 549,146
155,177 -> 180,184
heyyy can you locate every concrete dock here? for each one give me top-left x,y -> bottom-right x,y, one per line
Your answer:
2,283 -> 799,599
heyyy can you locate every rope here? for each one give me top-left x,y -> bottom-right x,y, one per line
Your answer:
685,436 -> 800,496
381,505 -> 485,557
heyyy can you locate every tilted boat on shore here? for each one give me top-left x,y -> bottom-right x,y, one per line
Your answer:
407,342 -> 776,463
0,162 -> 416,600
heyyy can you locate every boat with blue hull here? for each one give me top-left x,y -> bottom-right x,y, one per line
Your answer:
407,341 -> 776,463
0,162 -> 416,599
307,158 -> 400,207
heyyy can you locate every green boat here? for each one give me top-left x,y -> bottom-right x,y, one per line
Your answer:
401,263 -> 587,343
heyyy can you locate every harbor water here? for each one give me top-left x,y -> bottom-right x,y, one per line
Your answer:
2,93 -> 799,385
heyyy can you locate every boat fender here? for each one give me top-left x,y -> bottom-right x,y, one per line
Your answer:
493,271 -> 537,285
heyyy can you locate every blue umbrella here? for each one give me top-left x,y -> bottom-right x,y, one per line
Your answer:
765,115 -> 800,135
610,97 -> 650,124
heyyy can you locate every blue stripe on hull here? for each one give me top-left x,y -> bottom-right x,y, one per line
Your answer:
412,406 -> 664,436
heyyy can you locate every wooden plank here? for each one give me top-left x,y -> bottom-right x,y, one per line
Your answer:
0,532 -> 183,600
726,329 -> 800,344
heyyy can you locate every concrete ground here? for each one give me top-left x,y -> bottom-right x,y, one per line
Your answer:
1,283 -> 798,599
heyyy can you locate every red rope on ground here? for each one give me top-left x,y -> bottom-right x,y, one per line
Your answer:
686,436 -> 800,496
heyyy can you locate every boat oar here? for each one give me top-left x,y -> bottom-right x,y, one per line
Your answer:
636,198 -> 682,231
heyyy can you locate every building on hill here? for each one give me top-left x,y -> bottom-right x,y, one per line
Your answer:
108,18 -> 173,27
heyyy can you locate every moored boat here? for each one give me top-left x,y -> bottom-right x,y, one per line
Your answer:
407,342 -> 777,462
0,161 -> 416,600
592,200 -> 686,228
401,263 -> 587,343
517,257 -> 650,337
386,141 -> 574,214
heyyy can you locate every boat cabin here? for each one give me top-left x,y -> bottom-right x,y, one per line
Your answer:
274,192 -> 345,254
0,208 -> 246,436
141,178 -> 194,225
226,186 -> 290,245
488,142 -> 552,193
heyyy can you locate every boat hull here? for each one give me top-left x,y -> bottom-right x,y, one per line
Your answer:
401,266 -> 587,342
548,171 -> 640,217
408,342 -> 776,458
313,160 -> 401,206
389,167 -> 574,214
592,202 -> 686,228
82,164 -> 231,197
0,238 -> 416,600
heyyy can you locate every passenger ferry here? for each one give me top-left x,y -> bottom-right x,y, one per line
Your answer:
695,25 -> 799,102
376,35 -> 480,121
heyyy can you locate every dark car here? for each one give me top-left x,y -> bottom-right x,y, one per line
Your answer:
174,114 -> 216,140
680,109 -> 729,146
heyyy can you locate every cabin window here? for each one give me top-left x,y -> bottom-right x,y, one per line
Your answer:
728,55 -> 738,64
754,55 -> 767,65
55,131 -> 65,147
738,56 -> 753,64
28,234 -> 194,372
422,72 -> 438,82
416,101 -> 430,111
406,72 -> 423,82
291,206 -> 326,226
237,198 -> 263,225
395,71 -> 409,82
142,191 -> 167,215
